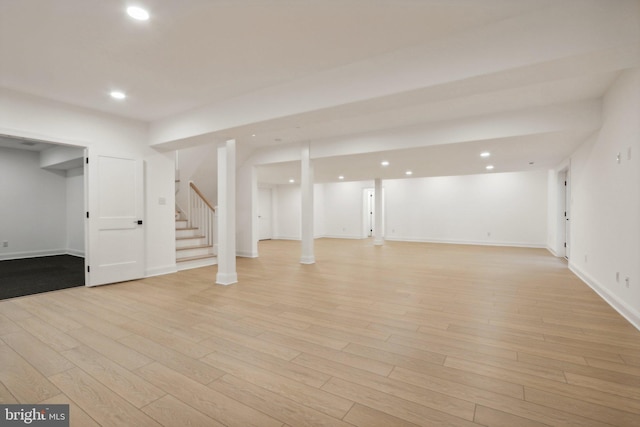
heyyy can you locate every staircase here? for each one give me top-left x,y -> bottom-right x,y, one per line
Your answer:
175,181 -> 217,271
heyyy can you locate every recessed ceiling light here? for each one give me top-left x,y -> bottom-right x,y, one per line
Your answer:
405,170 -> 413,175
486,165 -> 495,170
381,161 -> 389,166
251,134 -> 256,137
127,6 -> 149,21
480,152 -> 491,158
338,175 -> 344,180
289,179 -> 295,183
110,91 -> 126,100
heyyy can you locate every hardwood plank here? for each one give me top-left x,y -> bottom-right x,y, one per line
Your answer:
525,387 -> 640,426
200,335 -> 330,387
259,330 -> 394,376
12,298 -> 83,332
119,333 -> 223,385
18,316 -> 80,352
321,377 -> 479,427
121,320 -> 210,358
444,355 -> 640,414
141,395 -> 225,427
0,341 -> 60,402
0,300 -> 34,321
0,381 -> 18,404
136,362 -> 283,427
49,368 -> 161,427
0,313 -> 22,335
210,374 -> 354,427
67,327 -> 152,371
292,352 -> 476,421
390,365 -> 524,403
201,350 -> 353,419
2,331 -> 74,377
62,345 -> 165,408
343,403 -> 422,427
473,405 -> 549,427
197,323 -> 301,361
40,393 -> 101,427
564,372 -> 640,400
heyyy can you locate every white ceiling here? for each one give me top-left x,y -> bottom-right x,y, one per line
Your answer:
1,0 -> 639,184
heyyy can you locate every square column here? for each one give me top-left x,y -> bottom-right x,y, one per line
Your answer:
216,139 -> 238,285
300,144 -> 315,264
374,178 -> 384,246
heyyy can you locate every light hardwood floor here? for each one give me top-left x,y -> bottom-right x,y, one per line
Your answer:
1,239 -> 640,426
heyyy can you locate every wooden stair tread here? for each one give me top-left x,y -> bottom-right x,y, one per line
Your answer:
176,244 -> 213,251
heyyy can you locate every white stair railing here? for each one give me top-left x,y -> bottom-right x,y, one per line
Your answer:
187,181 -> 216,250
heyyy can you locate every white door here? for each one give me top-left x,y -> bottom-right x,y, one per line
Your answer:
258,187 -> 272,240
86,153 -> 145,286
564,170 -> 571,260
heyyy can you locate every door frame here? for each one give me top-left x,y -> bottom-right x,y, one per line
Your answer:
85,149 -> 145,286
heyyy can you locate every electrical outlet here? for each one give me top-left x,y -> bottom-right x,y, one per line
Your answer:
584,254 -> 588,263
616,272 -> 620,283
2,241 -> 7,248
625,277 -> 630,288
487,232 -> 491,237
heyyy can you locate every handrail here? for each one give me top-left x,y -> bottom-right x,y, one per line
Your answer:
189,182 -> 216,212
187,181 -> 217,250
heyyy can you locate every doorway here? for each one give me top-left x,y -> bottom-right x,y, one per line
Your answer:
563,169 -> 571,260
258,187 -> 273,240
0,135 -> 86,297
362,188 -> 384,238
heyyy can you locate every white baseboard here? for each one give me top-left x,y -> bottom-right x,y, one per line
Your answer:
0,249 -> 67,261
546,246 -> 560,257
385,236 -> 546,249
146,264 -> 178,277
237,250 -> 258,258
570,263 -> 640,331
321,234 -> 365,240
66,249 -> 85,258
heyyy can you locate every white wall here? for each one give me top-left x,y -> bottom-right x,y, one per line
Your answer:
175,144 -> 218,213
65,166 -> 85,256
0,88 -> 176,276
272,171 -> 548,247
273,185 -> 301,240
0,147 -> 68,258
563,69 -> 640,328
384,171 -> 547,246
321,180 -> 373,239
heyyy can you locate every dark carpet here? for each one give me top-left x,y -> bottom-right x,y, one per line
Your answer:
0,255 -> 85,300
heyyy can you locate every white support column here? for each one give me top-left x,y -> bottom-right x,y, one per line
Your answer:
300,144 -> 315,264
216,139 -> 238,285
374,178 -> 384,246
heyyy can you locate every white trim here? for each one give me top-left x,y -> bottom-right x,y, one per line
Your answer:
546,246 -> 560,257
385,237 -> 546,248
66,249 -> 85,258
0,249 -> 68,261
216,272 -> 238,286
237,250 -> 258,258
320,234 -> 363,240
570,263 -> 640,331
146,264 -> 178,277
